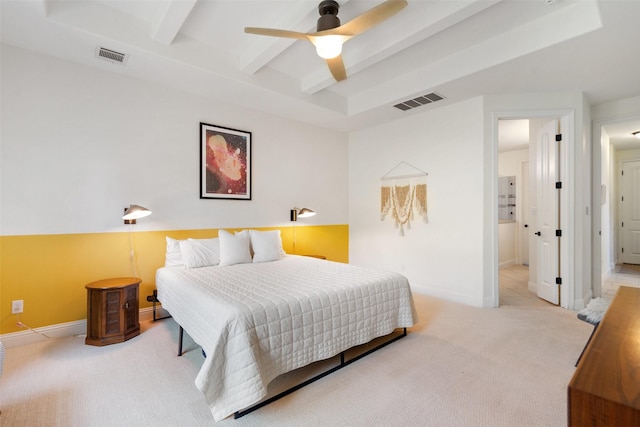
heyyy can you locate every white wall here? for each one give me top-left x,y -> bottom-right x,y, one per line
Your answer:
592,96 -> 640,122
498,148 -> 529,268
349,98 -> 486,306
350,91 -> 590,309
600,129 -> 614,276
0,45 -> 348,236
580,95 -> 593,306
498,223 -> 516,267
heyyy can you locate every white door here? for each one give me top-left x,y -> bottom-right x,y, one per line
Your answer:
521,160 -> 530,265
621,160 -> 640,264
535,119 -> 559,304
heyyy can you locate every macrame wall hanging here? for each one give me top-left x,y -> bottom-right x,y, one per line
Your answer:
380,161 -> 428,236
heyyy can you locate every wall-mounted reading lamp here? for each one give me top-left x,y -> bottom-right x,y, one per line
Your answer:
123,204 -> 152,224
290,207 -> 316,222
633,131 -> 640,139
122,204 -> 152,278
290,207 -> 316,254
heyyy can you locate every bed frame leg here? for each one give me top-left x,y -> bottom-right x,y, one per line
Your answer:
233,327 -> 408,419
178,326 -> 184,356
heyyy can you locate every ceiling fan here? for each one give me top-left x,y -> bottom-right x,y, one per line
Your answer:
245,0 -> 408,82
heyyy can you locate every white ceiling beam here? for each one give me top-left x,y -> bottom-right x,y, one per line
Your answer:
240,37 -> 299,76
240,1 -> 319,75
348,0 -> 602,116
301,0 -> 501,94
151,0 -> 198,45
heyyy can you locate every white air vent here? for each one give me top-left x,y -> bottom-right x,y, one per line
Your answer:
95,47 -> 128,65
393,92 -> 444,111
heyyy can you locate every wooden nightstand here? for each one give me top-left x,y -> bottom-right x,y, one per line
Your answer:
85,277 -> 141,346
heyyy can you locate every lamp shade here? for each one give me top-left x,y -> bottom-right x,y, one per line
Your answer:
290,207 -> 316,221
123,204 -> 152,221
297,208 -> 316,218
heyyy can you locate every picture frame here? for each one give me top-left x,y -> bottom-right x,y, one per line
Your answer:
200,122 -> 252,200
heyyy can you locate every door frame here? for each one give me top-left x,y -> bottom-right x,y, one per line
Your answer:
591,114 -> 640,298
492,109 -> 574,309
519,159 -> 529,266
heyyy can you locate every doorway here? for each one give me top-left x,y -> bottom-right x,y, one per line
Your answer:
593,117 -> 640,299
495,111 -> 573,308
498,119 -> 531,305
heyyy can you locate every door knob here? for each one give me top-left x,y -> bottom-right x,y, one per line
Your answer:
534,231 -> 541,236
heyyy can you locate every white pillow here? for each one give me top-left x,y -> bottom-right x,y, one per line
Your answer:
218,230 -> 252,266
179,238 -> 221,269
165,237 -> 185,267
250,230 -> 284,263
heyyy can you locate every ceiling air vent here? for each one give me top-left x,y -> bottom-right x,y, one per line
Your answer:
95,47 -> 128,65
393,92 -> 444,111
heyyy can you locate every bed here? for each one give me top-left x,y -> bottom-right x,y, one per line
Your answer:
156,231 -> 417,421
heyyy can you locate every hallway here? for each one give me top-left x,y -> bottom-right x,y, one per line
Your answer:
499,264 -> 551,307
602,263 -> 640,298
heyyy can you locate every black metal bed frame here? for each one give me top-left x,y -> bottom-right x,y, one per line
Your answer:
176,326 -> 407,419
146,290 -> 172,321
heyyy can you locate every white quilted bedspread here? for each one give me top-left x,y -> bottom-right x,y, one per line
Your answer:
156,255 -> 417,421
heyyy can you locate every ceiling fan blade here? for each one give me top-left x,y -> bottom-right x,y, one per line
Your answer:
328,0 -> 408,36
244,27 -> 309,41
326,55 -> 347,82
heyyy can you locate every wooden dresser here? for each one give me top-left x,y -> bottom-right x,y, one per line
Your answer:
568,286 -> 640,426
85,277 -> 141,346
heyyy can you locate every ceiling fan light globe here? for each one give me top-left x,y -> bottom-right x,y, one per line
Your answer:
315,36 -> 343,59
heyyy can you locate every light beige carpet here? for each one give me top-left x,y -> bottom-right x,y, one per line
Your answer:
1,293 -> 590,426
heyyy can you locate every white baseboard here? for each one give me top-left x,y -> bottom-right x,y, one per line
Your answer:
573,291 -> 591,311
1,307 -> 157,349
0,319 -> 86,348
603,262 -> 616,281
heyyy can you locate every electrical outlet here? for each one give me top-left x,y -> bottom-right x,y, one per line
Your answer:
12,299 -> 24,314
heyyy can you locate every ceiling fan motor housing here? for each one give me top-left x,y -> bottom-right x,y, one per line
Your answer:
317,0 -> 341,31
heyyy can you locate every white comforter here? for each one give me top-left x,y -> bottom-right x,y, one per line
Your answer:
156,255 -> 417,421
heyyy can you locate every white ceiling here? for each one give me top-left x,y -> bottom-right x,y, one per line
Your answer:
603,120 -> 640,151
498,119 -> 530,153
2,0 -> 640,135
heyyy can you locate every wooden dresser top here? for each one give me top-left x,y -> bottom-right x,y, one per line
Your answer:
569,286 -> 640,410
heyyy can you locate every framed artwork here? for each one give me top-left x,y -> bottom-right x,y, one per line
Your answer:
200,122 -> 252,200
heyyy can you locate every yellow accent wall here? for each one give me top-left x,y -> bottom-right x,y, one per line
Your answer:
0,225 -> 348,334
